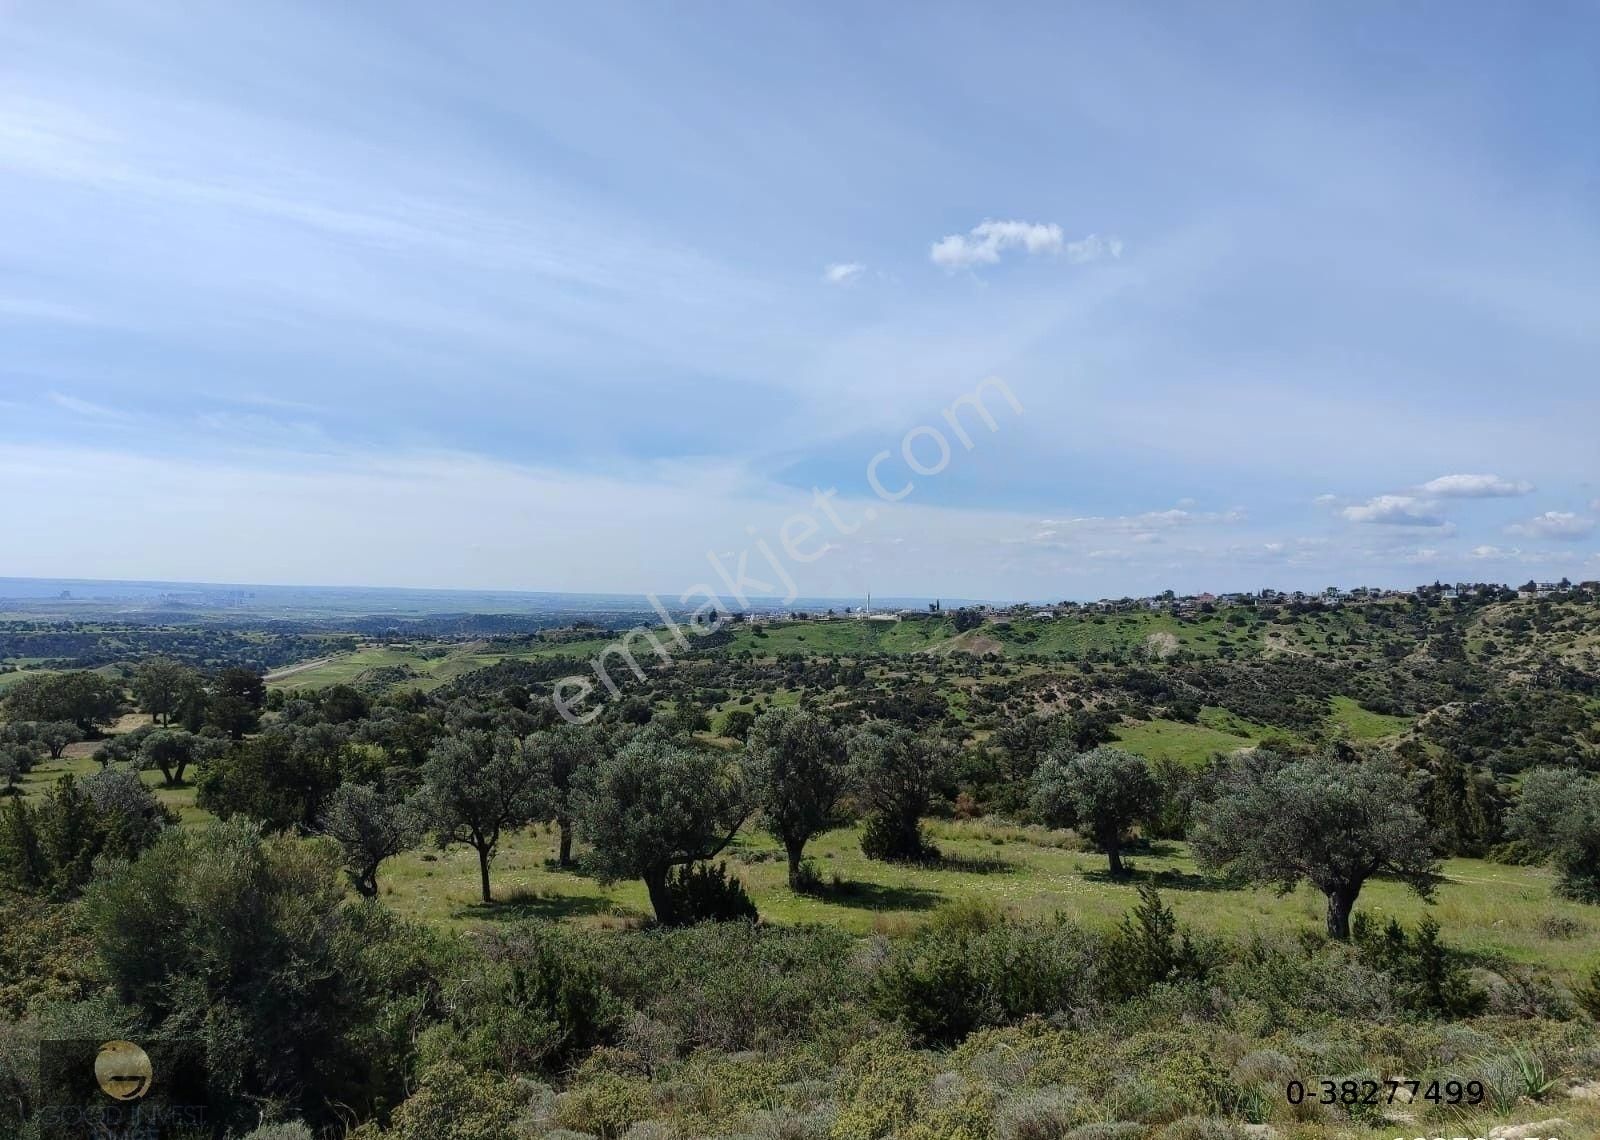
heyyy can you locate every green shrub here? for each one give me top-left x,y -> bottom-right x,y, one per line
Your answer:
992,1086 -> 1082,1140
1103,1033 -> 1238,1119
900,1080 -> 996,1140
1577,963 -> 1600,1020
81,821 -> 436,1135
791,857 -> 826,895
860,809 -> 937,863
1210,932 -> 1396,1025
872,918 -> 1101,1045
427,922 -> 618,1076
830,1035 -> 935,1140
591,922 -> 865,1053
661,860 -> 758,923
1352,915 -> 1486,1018
378,1060 -> 527,1140
871,926 -> 992,1045
1103,884 -> 1207,999
555,1070 -> 654,1138
240,1124 -> 315,1140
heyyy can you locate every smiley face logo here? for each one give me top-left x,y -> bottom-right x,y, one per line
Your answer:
94,1040 -> 153,1101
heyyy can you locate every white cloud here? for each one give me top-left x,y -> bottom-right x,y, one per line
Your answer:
1033,507 -> 1241,540
1469,544 -> 1510,559
930,220 -> 1120,270
1420,473 -> 1534,497
1065,234 -> 1124,263
1507,511 -> 1596,540
822,262 -> 864,286
1340,495 -> 1445,526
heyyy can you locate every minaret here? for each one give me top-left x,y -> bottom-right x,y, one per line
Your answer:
866,591 -> 871,616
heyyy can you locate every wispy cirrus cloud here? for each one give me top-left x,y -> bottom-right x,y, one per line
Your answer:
1419,473 -> 1534,498
929,220 -> 1122,271
1031,506 -> 1245,544
3,3 -> 1599,599
47,392 -> 131,420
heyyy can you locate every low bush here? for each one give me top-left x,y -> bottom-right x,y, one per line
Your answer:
661,860 -> 758,923
1352,914 -> 1486,1018
872,916 -> 1103,1045
589,922 -> 867,1053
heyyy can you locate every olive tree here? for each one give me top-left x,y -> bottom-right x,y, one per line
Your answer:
2,672 -> 122,735
80,767 -> 175,858
1191,753 -> 1440,939
319,782 -> 423,897
1504,766 -> 1591,846
1030,745 -> 1158,877
420,730 -> 542,903
576,734 -> 750,925
527,724 -> 606,868
1505,767 -> 1600,903
139,729 -> 202,786
848,720 -> 944,862
745,707 -> 849,887
197,725 -> 348,833
81,820 -> 422,1134
36,722 -> 85,761
995,711 -> 1116,783
1,744 -> 37,795
130,659 -> 202,726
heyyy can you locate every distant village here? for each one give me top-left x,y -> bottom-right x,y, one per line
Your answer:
745,578 -> 1596,625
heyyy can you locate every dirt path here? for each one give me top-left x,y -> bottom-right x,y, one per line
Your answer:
265,655 -> 341,682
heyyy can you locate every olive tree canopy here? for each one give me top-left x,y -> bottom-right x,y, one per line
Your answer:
576,733 -> 749,925
1191,753 -> 1440,939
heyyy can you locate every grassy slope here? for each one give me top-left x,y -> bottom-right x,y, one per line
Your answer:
1327,694 -> 1413,740
266,636 -> 616,691
0,668 -> 57,693
15,599 -> 1598,985
722,618 -> 958,656
374,815 -> 1600,980
17,720 -> 1600,982
18,748 -> 209,825
994,611 -> 1242,658
1112,718 -> 1257,766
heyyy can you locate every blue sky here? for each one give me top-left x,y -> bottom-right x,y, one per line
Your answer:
1,1 -> 1597,601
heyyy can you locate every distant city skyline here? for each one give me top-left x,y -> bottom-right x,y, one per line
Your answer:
2,3 -> 1596,597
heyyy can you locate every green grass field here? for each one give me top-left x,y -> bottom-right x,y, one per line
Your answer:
990,611 -> 1244,658
721,611 -> 1281,660
15,742 -> 1600,984
266,636 -> 618,691
723,617 -> 959,656
17,748 -> 210,825
1327,694 -> 1413,740
0,667 -> 57,692
374,815 -> 1600,980
1112,717 -> 1259,766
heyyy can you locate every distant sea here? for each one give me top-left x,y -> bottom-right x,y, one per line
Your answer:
0,577 -> 984,622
